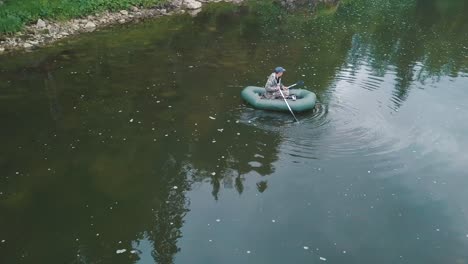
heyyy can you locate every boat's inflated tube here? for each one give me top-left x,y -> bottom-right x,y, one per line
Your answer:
241,86 -> 316,112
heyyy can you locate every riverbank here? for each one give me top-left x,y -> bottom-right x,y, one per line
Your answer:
0,0 -> 242,55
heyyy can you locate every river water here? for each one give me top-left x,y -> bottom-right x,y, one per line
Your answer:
1,0 -> 468,263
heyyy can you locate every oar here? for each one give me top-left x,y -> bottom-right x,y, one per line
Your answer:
278,84 -> 299,123
287,80 -> 304,89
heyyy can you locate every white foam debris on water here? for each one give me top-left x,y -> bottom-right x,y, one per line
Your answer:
165,134 -> 169,137
237,133 -> 240,135
216,219 -> 221,222
368,170 -> 371,173
173,186 -> 178,190
272,219 -> 276,223
436,228 -> 440,232
217,129 -> 224,132
209,239 -> 212,242
235,120 -> 239,123
129,119 -> 134,123
118,110 -> 122,113
246,250 -> 251,254
130,250 -> 138,254
157,101 -> 160,103
212,140 -> 216,143
303,246 -> 309,250
1,240 -> 5,243
211,172 -> 216,176
209,116 -> 216,120
116,249 -> 126,254
16,171 -> 19,175
320,257 -> 327,261
342,250 -> 347,254
96,233 -> 100,237
170,222 -> 174,225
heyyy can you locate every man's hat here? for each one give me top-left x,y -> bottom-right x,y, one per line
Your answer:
275,66 -> 286,73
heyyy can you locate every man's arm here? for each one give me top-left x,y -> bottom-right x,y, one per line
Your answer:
265,75 -> 279,92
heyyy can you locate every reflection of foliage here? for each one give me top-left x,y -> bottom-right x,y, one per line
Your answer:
184,122 -> 281,200
149,156 -> 190,264
246,0 -> 468,107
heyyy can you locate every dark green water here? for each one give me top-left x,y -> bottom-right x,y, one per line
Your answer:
1,0 -> 468,263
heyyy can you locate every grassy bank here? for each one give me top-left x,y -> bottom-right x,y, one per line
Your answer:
0,0 -> 167,35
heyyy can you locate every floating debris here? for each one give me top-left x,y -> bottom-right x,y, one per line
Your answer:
272,220 -> 276,223
217,129 -> 224,132
116,249 -> 126,254
129,119 -> 134,123
216,219 -> 221,222
303,246 -> 309,250
209,116 -> 216,120
211,172 -> 216,176
320,257 -> 327,261
173,186 -> 178,190
246,250 -> 251,254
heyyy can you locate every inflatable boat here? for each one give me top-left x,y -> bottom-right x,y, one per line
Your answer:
241,86 -> 316,112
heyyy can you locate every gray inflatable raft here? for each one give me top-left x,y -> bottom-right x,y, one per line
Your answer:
241,86 -> 316,112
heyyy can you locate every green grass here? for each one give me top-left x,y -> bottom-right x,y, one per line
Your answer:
0,0 -> 167,35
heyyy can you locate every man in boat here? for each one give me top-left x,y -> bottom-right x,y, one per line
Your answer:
264,66 -> 296,100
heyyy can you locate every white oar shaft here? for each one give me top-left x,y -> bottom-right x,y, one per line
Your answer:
278,88 -> 299,123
